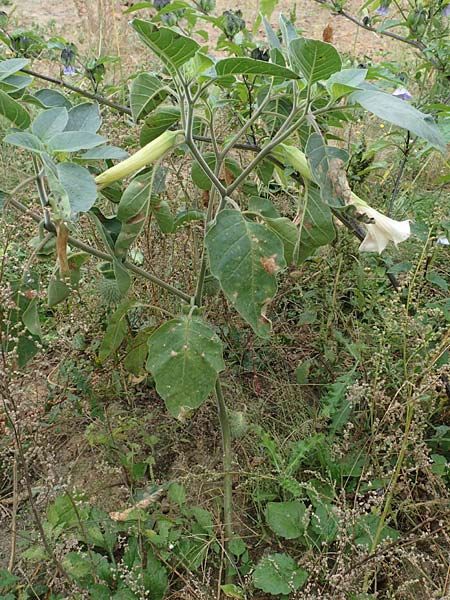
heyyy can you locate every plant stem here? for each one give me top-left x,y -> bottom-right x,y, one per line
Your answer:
215,378 -> 234,584
6,196 -> 191,302
22,67 -> 133,115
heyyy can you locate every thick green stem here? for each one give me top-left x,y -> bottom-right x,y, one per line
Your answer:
215,378 -> 234,583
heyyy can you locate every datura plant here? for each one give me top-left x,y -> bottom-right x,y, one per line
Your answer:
0,2 -> 447,589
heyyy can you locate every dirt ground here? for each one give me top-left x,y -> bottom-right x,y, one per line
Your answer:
11,0 -> 398,60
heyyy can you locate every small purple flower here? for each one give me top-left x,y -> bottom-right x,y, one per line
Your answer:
376,4 -> 389,16
442,4 -> 450,16
63,65 -> 76,76
392,87 -> 413,100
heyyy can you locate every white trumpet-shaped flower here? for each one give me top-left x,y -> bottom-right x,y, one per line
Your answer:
350,194 -> 411,253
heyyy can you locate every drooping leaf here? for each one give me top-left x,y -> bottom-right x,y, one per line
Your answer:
22,299 -> 41,336
205,210 -> 286,337
146,315 -> 224,417
47,279 -> 71,306
350,89 -> 446,152
265,501 -> 308,539
98,300 -> 137,361
253,553 -> 308,595
289,37 -> 341,84
57,162 -> 98,213
132,20 -> 200,71
47,131 -> 106,153
124,329 -> 151,376
140,106 -> 180,145
151,199 -> 174,233
130,73 -> 170,121
0,74 -> 33,93
191,153 -> 242,190
305,132 -> 350,207
295,184 -> 336,264
215,57 -> 299,80
65,103 -> 101,132
0,90 -> 31,129
32,107 -> 68,141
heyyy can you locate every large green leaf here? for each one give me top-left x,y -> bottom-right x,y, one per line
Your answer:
253,553 -> 308,595
215,57 -> 299,80
132,20 -> 200,71
0,58 -> 29,82
65,103 -> 101,132
32,107 -> 68,141
305,132 -> 349,207
57,162 -> 98,213
0,74 -> 33,93
289,38 -> 341,84
130,73 -> 170,121
140,106 -> 180,145
146,315 -> 224,417
33,88 -> 72,109
205,210 -> 286,337
0,90 -> 31,129
81,146 -> 129,160
350,90 -> 446,152
295,184 -> 336,264
47,131 -> 106,153
265,501 -> 308,539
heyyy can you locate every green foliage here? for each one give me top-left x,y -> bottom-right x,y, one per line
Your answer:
1,2 -> 450,598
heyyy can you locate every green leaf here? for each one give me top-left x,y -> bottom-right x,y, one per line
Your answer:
220,584 -> 245,599
22,299 -> 41,336
0,74 -> 33,93
350,90 -> 446,153
98,307 -> 129,361
263,217 -> 297,265
132,20 -> 200,71
32,107 -> 68,141
130,72 -> 170,121
47,131 -> 106,153
191,153 -> 242,190
253,553 -> 308,595
57,162 -> 98,213
306,132 -> 349,207
65,102 -> 101,132
310,501 -> 339,543
4,131 -> 43,153
215,57 -> 299,79
80,146 -> 129,160
265,500 -> 308,539
289,37 -> 341,84
352,514 -> 399,549
279,13 -> 299,47
0,568 -> 19,590
146,315 -> 224,417
326,68 -> 367,98
33,88 -> 72,109
295,185 -> 336,264
205,210 -> 286,337
124,329 -> 151,375
0,90 -> 31,129
0,58 -> 29,82
48,279 -> 71,306
142,551 -> 168,600
140,106 -> 180,145
113,259 -> 132,296
151,199 -> 174,233
117,174 -> 154,222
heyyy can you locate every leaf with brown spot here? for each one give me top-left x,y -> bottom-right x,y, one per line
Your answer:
206,210 -> 286,338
